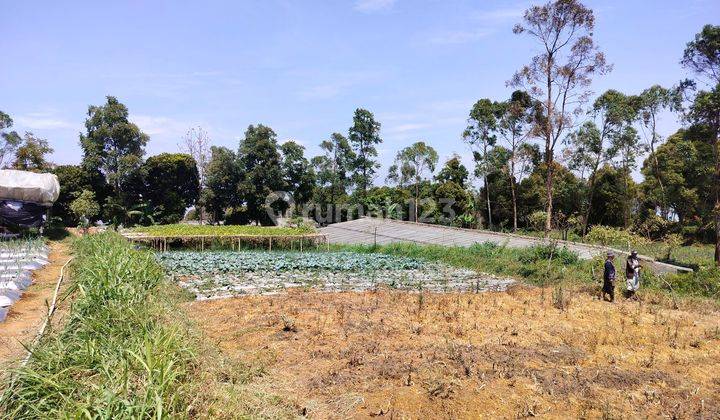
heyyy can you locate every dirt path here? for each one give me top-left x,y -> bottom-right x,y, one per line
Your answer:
186,287 -> 720,418
0,241 -> 71,366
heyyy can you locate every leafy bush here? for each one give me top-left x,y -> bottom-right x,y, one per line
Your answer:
527,211 -> 547,231
585,225 -> 649,248
468,241 -> 500,257
519,244 -> 579,265
662,233 -> 685,262
662,267 -> 720,299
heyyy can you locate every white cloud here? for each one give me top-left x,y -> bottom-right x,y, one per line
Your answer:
14,112 -> 75,130
131,115 -> 192,138
354,0 -> 396,13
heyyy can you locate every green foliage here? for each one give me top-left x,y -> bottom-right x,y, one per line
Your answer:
434,181 -> 472,225
662,267 -> 720,299
0,233 -> 196,418
80,96 -> 148,191
129,223 -> 314,237
527,211 -> 547,231
343,241 -> 589,287
312,132 -> 355,207
518,243 -> 579,265
11,132 -> 54,171
141,153 -> 200,225
52,165 -> 107,226
387,142 -> 438,190
237,124 -> 286,224
348,108 -> 382,201
588,165 -> 636,227
662,233 -> 685,262
79,96 -> 149,225
203,146 -> 241,223
158,250 -> 424,275
519,162 -> 584,227
681,24 -> 720,84
435,155 -> 469,189
280,141 -> 316,208
585,225 -> 649,248
69,189 -> 100,228
0,110 -> 22,168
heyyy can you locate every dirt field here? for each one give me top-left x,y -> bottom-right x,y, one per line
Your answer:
0,241 -> 71,365
187,286 -> 720,419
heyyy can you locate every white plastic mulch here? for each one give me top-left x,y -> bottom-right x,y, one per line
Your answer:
0,241 -> 49,322
175,266 -> 515,301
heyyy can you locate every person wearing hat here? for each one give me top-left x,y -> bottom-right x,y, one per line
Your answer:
602,251 -> 616,302
626,250 -> 641,300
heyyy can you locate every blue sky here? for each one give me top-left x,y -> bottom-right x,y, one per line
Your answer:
2,0 -> 718,183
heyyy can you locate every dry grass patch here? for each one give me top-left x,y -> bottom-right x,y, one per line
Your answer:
186,286 -> 720,419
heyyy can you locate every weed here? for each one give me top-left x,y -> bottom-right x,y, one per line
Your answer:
281,315 -> 298,332
553,284 -> 572,311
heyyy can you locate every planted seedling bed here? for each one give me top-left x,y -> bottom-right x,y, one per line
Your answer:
158,250 -> 514,299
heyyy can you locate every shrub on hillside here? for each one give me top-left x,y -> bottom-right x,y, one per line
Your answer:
585,225 -> 649,248
519,243 -> 579,265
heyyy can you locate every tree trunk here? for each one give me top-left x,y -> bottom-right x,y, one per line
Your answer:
582,156 -> 602,236
414,182 -> 419,222
544,56 -> 554,238
623,164 -> 630,229
714,139 -> 720,265
485,176 -> 492,229
509,162 -> 518,232
544,162 -> 553,236
651,143 -> 667,218
582,178 -> 596,237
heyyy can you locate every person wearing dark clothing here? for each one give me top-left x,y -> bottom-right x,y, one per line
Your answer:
603,251 -> 616,302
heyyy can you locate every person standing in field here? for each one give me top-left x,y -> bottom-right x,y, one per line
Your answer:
626,250 -> 641,300
603,251 -> 616,302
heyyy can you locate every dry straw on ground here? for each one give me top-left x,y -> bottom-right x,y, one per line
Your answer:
186,286 -> 720,419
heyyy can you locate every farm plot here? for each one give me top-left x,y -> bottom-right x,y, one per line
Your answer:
158,251 -> 514,299
0,239 -> 49,322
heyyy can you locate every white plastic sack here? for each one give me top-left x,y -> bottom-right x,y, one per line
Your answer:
0,169 -> 60,205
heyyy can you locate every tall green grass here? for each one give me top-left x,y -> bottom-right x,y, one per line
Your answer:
339,241 -> 593,287
0,233 -> 197,418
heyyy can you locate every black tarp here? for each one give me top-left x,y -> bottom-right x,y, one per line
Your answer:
0,200 -> 47,228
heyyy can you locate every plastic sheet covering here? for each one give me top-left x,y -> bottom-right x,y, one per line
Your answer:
0,307 -> 7,322
0,281 -> 23,290
0,169 -> 60,205
0,288 -> 21,303
0,200 -> 47,227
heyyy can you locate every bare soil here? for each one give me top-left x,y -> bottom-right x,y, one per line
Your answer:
186,286 -> 720,419
0,241 -> 72,366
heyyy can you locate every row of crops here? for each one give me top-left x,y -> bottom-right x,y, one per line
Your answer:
158,251 -> 515,299
0,239 -> 48,322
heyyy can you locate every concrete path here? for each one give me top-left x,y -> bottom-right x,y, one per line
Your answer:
320,218 -> 691,275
